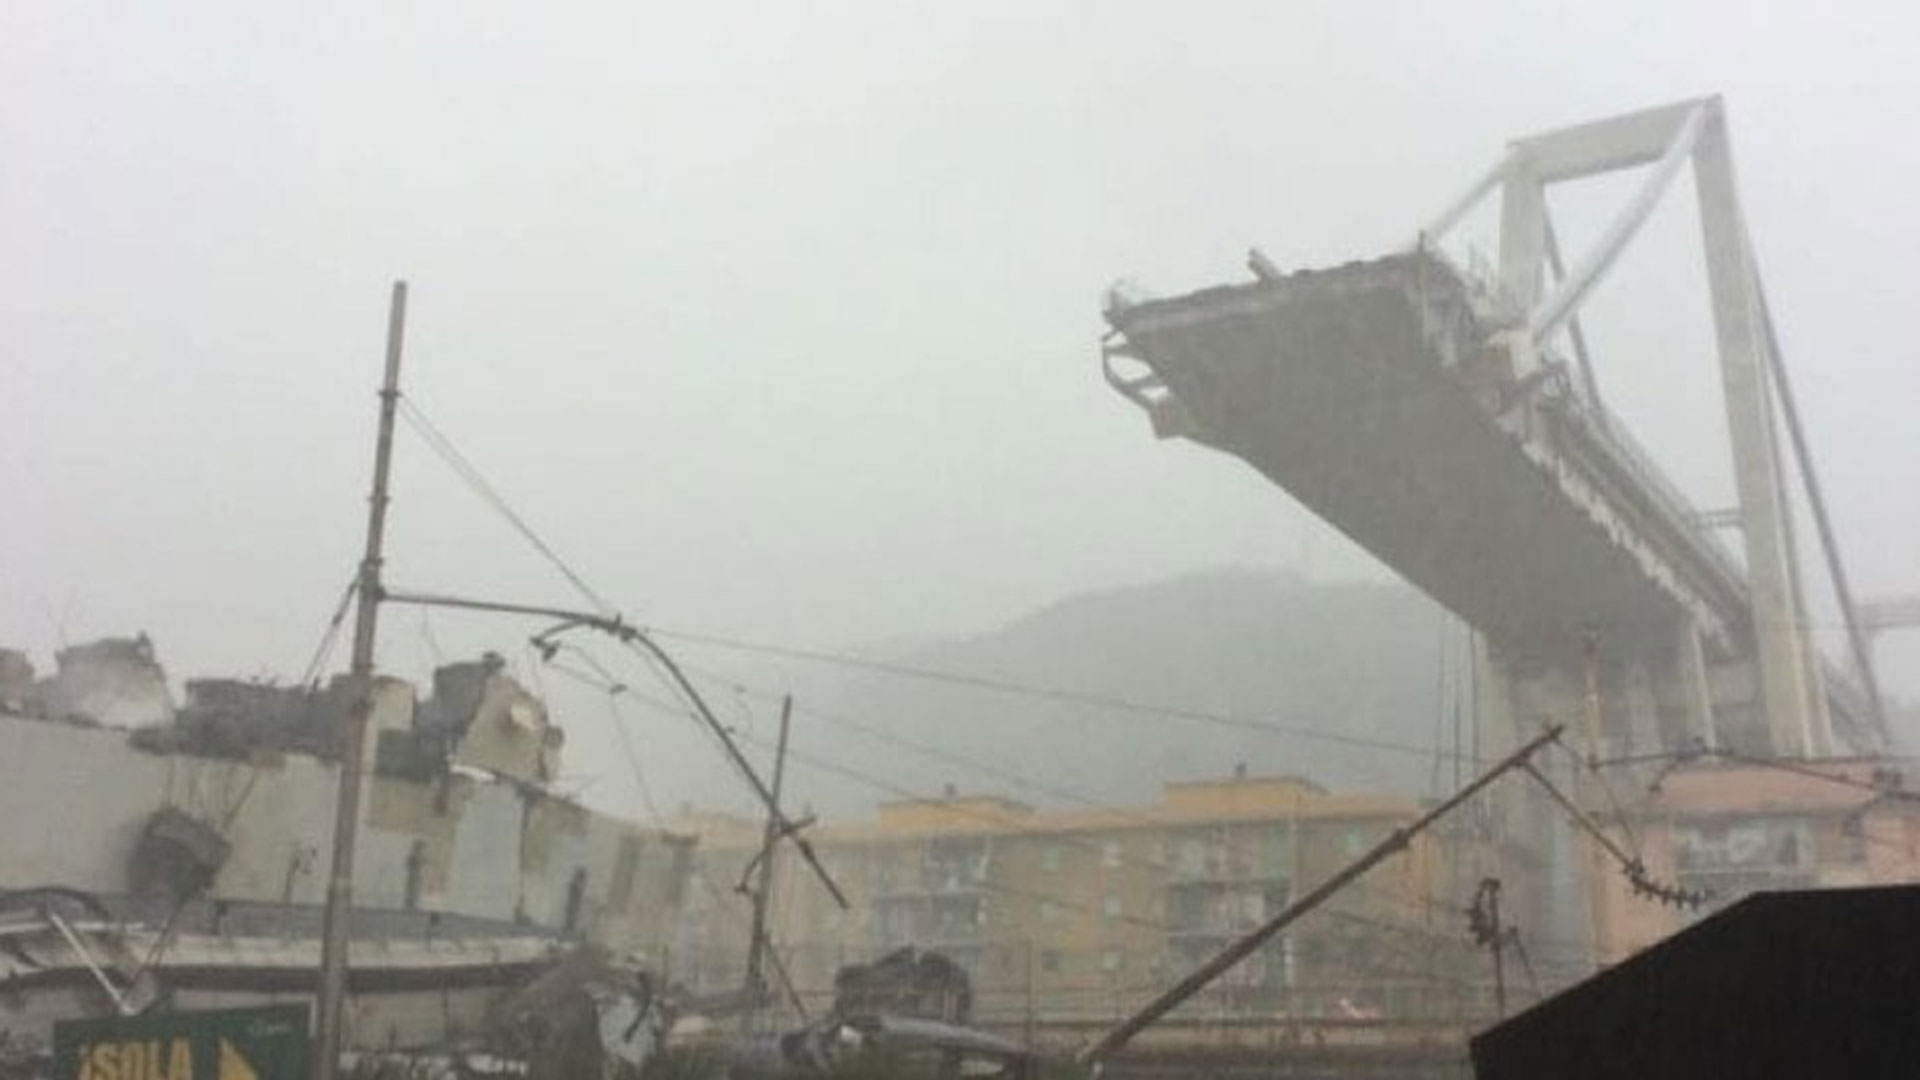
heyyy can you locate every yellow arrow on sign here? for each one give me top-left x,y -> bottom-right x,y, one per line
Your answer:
218,1038 -> 258,1080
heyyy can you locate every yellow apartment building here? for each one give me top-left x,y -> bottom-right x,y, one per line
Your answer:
671,771 -> 1478,1026
672,754 -> 1920,1036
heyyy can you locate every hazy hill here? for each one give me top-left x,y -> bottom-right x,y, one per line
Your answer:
806,568 -> 1463,816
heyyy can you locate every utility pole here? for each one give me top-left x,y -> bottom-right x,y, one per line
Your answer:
742,695 -> 793,1032
314,282 -> 408,1080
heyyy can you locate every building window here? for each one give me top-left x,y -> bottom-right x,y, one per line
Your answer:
928,837 -> 991,889
1102,894 -> 1122,920
1041,844 -> 1061,871
1839,824 -> 1869,864
1041,950 -> 1062,973
1101,948 -> 1124,973
1040,899 -> 1061,924
1101,839 -> 1123,868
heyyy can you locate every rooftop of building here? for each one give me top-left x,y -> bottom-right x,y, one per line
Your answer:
1640,754 -> 1920,817
678,768 -> 1418,849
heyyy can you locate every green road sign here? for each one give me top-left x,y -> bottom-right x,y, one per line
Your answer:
55,1003 -> 309,1080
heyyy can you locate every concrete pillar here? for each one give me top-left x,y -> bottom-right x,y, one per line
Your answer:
1674,619 -> 1720,750
1474,635 -> 1521,761
1624,661 -> 1661,756
1762,366 -> 1836,755
1692,115 -> 1821,758
1498,167 -> 1547,325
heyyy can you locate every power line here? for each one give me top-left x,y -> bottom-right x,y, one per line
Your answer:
1592,745 -> 1920,802
692,655 -> 1542,929
713,718 -> 1491,987
298,576 -> 358,688
1521,762 -> 1709,910
391,392 -> 1773,798
428,576 -> 1566,980
393,393 -> 741,797
540,653 -> 858,990
383,392 -> 1589,997
644,650 -> 1528,947
396,395 -> 617,618
645,624 -> 1486,766
586,652 -> 1610,995
1555,741 -> 1643,863
539,660 -> 754,946
558,641 -> 1611,975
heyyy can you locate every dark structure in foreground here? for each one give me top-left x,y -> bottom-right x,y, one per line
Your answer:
1472,884 -> 1920,1079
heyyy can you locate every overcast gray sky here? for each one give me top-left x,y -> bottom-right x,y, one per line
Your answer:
7,1 -> 1918,817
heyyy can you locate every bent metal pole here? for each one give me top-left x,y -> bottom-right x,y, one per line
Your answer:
1079,723 -> 1564,1066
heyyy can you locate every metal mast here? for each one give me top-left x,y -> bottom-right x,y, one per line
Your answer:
742,695 -> 793,1031
314,281 -> 408,1080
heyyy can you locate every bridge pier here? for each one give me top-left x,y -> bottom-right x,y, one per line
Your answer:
1693,110 -> 1834,758
1674,619 -> 1719,751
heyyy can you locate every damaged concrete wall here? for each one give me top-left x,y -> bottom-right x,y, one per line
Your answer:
0,649 -> 33,712
449,670 -> 563,784
208,678 -> 418,907
514,796 -> 689,948
0,715 -> 174,889
155,676 -> 352,759
374,658 -> 562,787
0,671 -> 689,958
32,636 -> 174,728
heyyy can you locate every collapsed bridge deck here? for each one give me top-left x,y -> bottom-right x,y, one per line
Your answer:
1104,252 -> 1750,667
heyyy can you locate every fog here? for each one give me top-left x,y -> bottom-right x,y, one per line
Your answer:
7,1 -> 1919,822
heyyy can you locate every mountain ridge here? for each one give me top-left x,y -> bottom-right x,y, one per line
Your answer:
806,567 -> 1463,817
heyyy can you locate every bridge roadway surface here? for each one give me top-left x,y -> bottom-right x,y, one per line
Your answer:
1105,251 -> 1755,670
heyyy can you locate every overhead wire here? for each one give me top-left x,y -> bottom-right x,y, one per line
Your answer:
1591,745 -> 1920,802
225,574 -> 359,861
298,576 -> 358,688
416,605 -> 446,666
1521,762 -> 1710,910
644,648 -> 1616,971
556,632 -> 1618,1000
1555,741 -> 1644,863
644,624 -> 1488,767
391,394 -> 851,910
725,725 -> 1495,991
386,391 -> 1641,993
395,396 -> 616,618
395,391 -> 711,721
549,630 -> 1616,988
539,660 -> 754,950
610,674 -> 1497,975
584,657 -> 1437,955
664,652 -> 1544,933
387,394 -> 1658,805
542,653 -> 840,1023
